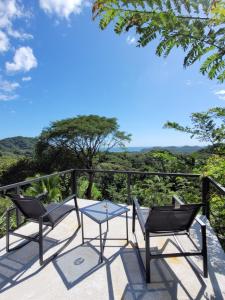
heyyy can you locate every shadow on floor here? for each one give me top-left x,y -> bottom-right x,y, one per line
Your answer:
0,236 -> 57,292
0,226 -> 80,294
191,216 -> 225,300
53,236 -> 209,300
120,242 -> 207,300
53,241 -> 103,289
1,217 -> 224,299
53,239 -> 125,299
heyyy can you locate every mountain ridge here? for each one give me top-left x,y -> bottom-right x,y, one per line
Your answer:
0,136 -> 204,156
0,136 -> 37,156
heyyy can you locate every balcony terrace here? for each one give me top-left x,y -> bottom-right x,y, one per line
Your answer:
0,170 -> 225,299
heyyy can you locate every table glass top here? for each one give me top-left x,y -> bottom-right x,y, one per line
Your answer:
79,200 -> 129,224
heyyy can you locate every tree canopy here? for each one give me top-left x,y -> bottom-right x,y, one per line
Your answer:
93,0 -> 225,82
164,107 -> 225,154
37,115 -> 131,198
38,115 -> 131,169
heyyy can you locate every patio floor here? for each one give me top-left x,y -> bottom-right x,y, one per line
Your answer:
0,199 -> 224,299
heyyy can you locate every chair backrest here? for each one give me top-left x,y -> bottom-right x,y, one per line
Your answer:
145,203 -> 202,233
10,194 -> 47,220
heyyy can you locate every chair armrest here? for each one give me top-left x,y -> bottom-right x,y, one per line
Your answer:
195,215 -> 206,227
40,194 -> 76,218
35,191 -> 48,201
6,206 -> 17,214
172,195 -> 184,206
133,198 -> 148,235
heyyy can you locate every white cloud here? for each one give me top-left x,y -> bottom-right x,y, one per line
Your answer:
0,93 -> 18,101
185,80 -> 192,86
0,0 -> 22,29
0,30 -> 9,52
7,27 -> 33,40
6,46 -> 38,73
0,77 -> 19,101
22,76 -> 32,81
0,78 -> 19,92
214,89 -> 225,100
185,79 -> 204,87
126,35 -> 137,45
0,1 -> 32,52
39,0 -> 84,19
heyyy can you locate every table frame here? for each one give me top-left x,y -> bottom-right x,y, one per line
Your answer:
80,205 -> 129,263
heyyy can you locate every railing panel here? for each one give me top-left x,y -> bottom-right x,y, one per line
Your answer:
0,167 -> 224,248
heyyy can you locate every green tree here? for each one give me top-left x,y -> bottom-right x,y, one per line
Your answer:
93,0 -> 225,82
196,155 -> 225,247
0,158 -> 38,185
164,107 -> 225,154
78,177 -> 102,199
0,196 -> 16,238
25,174 -> 62,203
37,115 -> 131,199
0,156 -> 19,179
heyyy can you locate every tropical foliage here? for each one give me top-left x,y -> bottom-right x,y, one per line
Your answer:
197,155 -> 225,248
0,113 -> 224,249
37,115 -> 131,199
93,0 -> 225,82
0,196 -> 16,237
164,107 -> 225,154
0,156 -> 19,178
24,174 -> 62,203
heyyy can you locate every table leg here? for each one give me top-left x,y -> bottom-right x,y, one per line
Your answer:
81,213 -> 84,244
106,219 -> 109,232
126,211 -> 129,243
99,223 -> 103,263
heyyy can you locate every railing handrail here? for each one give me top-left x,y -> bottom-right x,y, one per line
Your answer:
1,167 -> 225,197
0,168 -> 201,193
0,169 -> 74,192
73,168 -> 201,177
207,176 -> 225,195
0,167 -> 225,222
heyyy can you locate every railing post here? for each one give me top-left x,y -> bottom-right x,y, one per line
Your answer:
16,186 -> 22,227
127,173 -> 131,205
71,170 -> 77,196
202,176 -> 210,220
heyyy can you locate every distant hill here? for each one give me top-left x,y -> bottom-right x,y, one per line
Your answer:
111,146 -> 204,154
140,146 -> 204,154
0,136 -> 37,157
0,137 -> 204,157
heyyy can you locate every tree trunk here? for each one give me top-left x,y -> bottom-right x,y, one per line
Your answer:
85,172 -> 94,199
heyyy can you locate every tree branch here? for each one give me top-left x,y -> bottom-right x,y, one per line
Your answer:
100,7 -> 211,21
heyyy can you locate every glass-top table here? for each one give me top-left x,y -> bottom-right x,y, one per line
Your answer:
79,200 -> 130,263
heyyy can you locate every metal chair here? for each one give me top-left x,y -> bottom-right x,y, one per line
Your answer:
6,193 -> 80,265
132,195 -> 208,283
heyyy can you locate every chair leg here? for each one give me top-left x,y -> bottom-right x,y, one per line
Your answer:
74,197 -> 81,227
132,202 -> 136,233
145,230 -> 150,283
202,225 -> 208,278
39,218 -> 43,265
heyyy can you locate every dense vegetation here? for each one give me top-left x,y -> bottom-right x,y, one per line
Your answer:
90,0 -> 225,248
141,145 -> 203,154
0,113 -> 224,249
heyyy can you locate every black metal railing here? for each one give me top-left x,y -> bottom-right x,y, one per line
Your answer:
0,168 -> 225,224
0,169 -> 74,227
201,176 -> 225,220
72,169 -> 201,205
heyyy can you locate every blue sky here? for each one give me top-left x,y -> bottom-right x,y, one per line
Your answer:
0,0 -> 224,147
